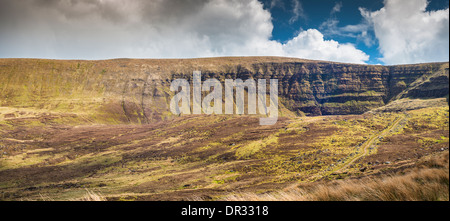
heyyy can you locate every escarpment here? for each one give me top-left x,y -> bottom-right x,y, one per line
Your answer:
0,57 -> 448,123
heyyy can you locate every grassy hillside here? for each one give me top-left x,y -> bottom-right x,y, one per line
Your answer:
0,104 -> 447,200
1,58 -> 448,123
0,57 -> 448,201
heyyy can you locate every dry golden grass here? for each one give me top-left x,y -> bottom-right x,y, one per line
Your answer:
223,152 -> 449,201
78,189 -> 106,201
20,189 -> 106,201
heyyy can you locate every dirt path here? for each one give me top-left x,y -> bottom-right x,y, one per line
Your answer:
330,115 -> 406,174
299,114 -> 408,183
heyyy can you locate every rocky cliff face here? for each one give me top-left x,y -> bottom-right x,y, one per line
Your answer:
391,64 -> 449,100
0,57 -> 448,123
171,60 -> 447,116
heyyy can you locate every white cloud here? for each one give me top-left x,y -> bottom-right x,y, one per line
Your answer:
318,2 -> 375,48
283,29 -> 369,64
289,0 -> 306,24
331,2 -> 342,14
0,0 -> 369,64
269,0 -> 285,9
361,0 -> 449,64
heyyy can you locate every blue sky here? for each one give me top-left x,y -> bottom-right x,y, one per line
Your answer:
0,0 -> 449,65
260,0 -> 449,64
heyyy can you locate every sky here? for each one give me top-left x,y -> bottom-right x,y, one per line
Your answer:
0,0 -> 448,65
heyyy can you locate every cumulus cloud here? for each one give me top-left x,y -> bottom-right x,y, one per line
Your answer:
283,29 -> 369,64
361,0 -> 449,64
0,0 -> 369,64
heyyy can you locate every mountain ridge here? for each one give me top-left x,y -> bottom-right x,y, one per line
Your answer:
0,57 -> 448,123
